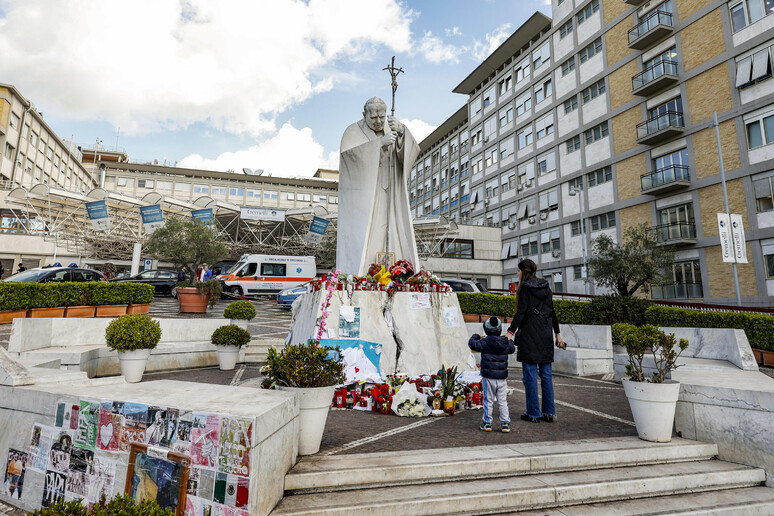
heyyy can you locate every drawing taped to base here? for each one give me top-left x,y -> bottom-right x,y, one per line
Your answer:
218,254 -> 316,296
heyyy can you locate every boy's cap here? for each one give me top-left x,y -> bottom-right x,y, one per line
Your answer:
483,316 -> 502,335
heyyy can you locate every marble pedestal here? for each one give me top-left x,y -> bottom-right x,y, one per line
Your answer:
289,290 -> 475,376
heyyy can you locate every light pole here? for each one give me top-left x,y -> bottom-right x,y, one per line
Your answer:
569,185 -> 589,295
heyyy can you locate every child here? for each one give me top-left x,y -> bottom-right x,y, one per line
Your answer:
468,317 -> 516,432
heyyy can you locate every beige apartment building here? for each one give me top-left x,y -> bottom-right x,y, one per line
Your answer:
411,0 -> 774,306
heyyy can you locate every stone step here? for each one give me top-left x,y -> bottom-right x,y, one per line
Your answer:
272,459 -> 764,516
285,437 -> 718,492
507,486 -> 774,515
243,339 -> 281,363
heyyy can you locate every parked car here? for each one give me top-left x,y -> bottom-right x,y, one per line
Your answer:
3,267 -> 107,283
277,283 -> 309,308
439,278 -> 487,293
211,260 -> 238,277
110,269 -> 179,297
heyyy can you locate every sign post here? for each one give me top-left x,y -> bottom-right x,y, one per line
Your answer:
85,200 -> 111,231
140,205 -> 164,234
714,111 -> 742,306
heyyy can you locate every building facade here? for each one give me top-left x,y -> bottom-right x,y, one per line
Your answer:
410,0 -> 774,306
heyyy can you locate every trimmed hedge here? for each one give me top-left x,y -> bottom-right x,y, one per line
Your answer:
457,292 -> 591,324
0,282 -> 154,311
645,305 -> 774,352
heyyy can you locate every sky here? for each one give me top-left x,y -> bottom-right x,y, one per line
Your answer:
0,0 -> 552,178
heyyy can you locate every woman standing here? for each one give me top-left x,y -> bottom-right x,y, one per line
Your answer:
506,259 -> 565,423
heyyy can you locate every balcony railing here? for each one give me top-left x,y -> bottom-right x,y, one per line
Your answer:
624,0 -> 647,5
632,60 -> 679,96
652,222 -> 697,245
641,165 -> 690,194
628,10 -> 674,50
651,283 -> 703,299
636,111 -> 685,145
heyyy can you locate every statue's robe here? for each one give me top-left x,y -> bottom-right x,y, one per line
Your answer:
336,119 -> 421,276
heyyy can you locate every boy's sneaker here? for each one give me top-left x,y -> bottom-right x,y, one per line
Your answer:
501,423 -> 510,433
479,421 -> 492,432
520,414 -> 541,423
541,414 -> 556,423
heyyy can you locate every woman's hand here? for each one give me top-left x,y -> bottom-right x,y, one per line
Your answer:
555,335 -> 566,349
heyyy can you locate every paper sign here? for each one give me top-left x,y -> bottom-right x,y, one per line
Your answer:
87,454 -> 116,504
49,430 -> 73,473
191,413 -> 221,469
304,216 -> 330,244
27,424 -> 53,472
2,448 -> 28,499
730,214 -> 748,263
140,204 -> 164,234
42,470 -> 66,508
409,293 -> 431,310
444,307 -> 460,327
192,208 -> 215,226
74,399 -> 100,451
240,207 -> 285,222
86,200 -> 111,231
717,213 -> 734,263
339,306 -> 361,339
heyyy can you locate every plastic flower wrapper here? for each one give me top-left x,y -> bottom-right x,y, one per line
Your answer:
390,381 -> 431,417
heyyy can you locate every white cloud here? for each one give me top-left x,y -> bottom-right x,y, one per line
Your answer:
472,23 -> 512,61
445,26 -> 462,37
0,0 -> 414,137
401,119 -> 436,144
417,31 -> 464,64
178,123 -> 338,178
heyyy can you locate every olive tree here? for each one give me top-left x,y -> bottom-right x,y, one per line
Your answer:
144,217 -> 228,282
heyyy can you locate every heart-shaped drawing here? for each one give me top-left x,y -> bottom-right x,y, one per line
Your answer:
99,423 -> 114,448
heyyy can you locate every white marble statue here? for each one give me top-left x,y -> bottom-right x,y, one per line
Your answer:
336,97 -> 421,276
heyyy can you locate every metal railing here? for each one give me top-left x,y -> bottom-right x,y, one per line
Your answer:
651,222 -> 696,242
641,164 -> 690,190
628,10 -> 673,44
632,60 -> 678,90
652,283 -> 703,300
637,111 -> 684,139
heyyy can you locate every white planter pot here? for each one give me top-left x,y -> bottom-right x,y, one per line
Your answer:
623,378 -> 681,443
217,346 -> 240,371
118,349 -> 152,383
277,385 -> 336,455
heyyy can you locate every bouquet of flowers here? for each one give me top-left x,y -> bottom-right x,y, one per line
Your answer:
396,399 -> 426,417
388,260 -> 415,282
390,381 -> 431,417
372,384 -> 392,414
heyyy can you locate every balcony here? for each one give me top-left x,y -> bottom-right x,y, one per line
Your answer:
636,111 -> 685,145
632,60 -> 679,96
628,10 -> 674,50
651,282 -> 703,299
641,165 -> 690,194
652,222 -> 697,246
625,0 -> 647,5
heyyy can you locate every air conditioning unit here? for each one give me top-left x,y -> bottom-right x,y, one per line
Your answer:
526,180 -> 534,188
551,249 -> 561,258
508,222 -> 516,230
528,215 -> 536,224
484,137 -> 489,143
484,199 -> 490,206
540,211 -> 548,221
517,184 -> 523,191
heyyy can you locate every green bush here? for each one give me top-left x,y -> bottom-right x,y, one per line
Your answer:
263,340 -> 345,388
131,284 -> 154,304
554,299 -> 592,324
611,322 -> 638,347
211,324 -> 252,347
620,324 -> 689,383
105,314 -> 162,352
0,283 -> 152,310
224,300 -> 256,321
587,295 -> 652,326
457,292 -> 591,324
646,305 -> 774,351
32,493 -> 174,515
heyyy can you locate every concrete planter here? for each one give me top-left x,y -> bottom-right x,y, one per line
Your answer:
217,346 -> 240,371
177,287 -> 210,313
623,378 -> 680,443
0,309 -> 28,324
277,385 -> 336,455
65,306 -> 96,318
29,307 -> 66,318
95,304 -> 128,317
126,303 -> 150,314
117,348 -> 152,383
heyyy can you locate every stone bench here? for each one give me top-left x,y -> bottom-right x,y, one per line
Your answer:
7,317 -> 248,379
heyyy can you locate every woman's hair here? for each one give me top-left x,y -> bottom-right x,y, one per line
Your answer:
515,259 -> 538,305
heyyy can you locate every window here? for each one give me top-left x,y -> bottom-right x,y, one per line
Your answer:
574,265 -> 584,280
282,192 -> 295,201
535,79 -> 552,104
499,106 -> 513,127
9,112 -> 20,130
564,96 -> 578,114
297,193 -> 311,202
587,166 -> 612,187
500,138 -> 514,160
4,143 -> 13,160
229,187 -> 244,196
561,56 -> 576,76
157,180 -> 173,190
589,211 -> 616,231
532,41 -> 551,71
485,178 -> 499,198
472,156 -> 483,175
537,151 -> 556,175
736,44 -> 773,88
471,96 -> 482,118
566,135 -> 581,153
517,128 -> 534,149
539,187 -> 559,211
313,194 -> 327,203
582,79 -> 606,103
138,179 -> 155,189
483,85 -> 496,108
46,147 -> 53,160
584,121 -> 609,144
498,74 -> 512,94
730,0 -> 774,32
471,126 -> 483,145
521,233 -> 539,256
650,97 -> 683,119
501,171 -> 515,193
541,228 -> 561,253
536,113 -> 555,140
579,37 -> 602,63
211,186 -> 227,195
577,0 -> 600,24
560,19 -> 573,39
515,57 -> 531,85
261,263 -> 286,276
441,239 -> 474,259
745,108 -> 774,148
753,174 -> 774,212
117,177 -> 133,187
176,182 -> 191,193
515,91 -> 532,116
568,176 -> 584,192
571,219 -> 587,236
653,261 -> 703,299
330,196 -> 338,204
29,132 -> 38,146
484,115 -> 498,139
194,184 -> 209,194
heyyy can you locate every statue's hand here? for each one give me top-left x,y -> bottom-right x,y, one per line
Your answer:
388,116 -> 404,136
381,133 -> 397,149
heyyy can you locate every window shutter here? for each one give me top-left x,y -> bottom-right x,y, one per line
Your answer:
751,50 -> 771,81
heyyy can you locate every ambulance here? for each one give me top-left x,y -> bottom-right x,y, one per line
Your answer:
218,254 -> 316,296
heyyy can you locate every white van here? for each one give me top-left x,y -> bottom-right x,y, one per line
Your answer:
218,254 -> 316,296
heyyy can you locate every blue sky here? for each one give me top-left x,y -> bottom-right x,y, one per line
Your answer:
0,0 -> 551,177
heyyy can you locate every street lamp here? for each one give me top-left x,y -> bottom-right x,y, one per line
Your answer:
569,185 -> 589,295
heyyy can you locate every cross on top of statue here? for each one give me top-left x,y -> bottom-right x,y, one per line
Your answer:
382,56 -> 404,117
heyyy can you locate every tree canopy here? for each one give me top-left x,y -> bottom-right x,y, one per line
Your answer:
587,223 -> 676,297
143,217 -> 228,281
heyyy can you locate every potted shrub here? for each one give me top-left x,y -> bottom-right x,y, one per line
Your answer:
175,279 -> 223,313
262,340 -> 345,455
63,283 -> 95,318
28,284 -> 67,318
88,282 -> 129,317
105,314 -> 162,383
223,300 -> 256,323
0,283 -> 31,323
127,284 -> 154,314
211,324 -> 252,370
620,324 -> 688,442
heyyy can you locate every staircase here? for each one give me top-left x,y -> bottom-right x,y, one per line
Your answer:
243,339 -> 283,364
271,436 -> 774,515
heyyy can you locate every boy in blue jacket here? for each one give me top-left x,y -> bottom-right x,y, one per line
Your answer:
468,317 -> 516,432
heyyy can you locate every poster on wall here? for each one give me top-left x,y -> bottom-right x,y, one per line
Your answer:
190,413 -> 221,469
27,423 -> 53,472
125,444 -> 189,515
187,466 -> 216,501
213,472 -> 250,508
444,307 -> 460,327
2,448 -> 28,500
338,306 -> 361,339
409,292 -> 431,310
49,430 -> 73,473
172,410 -> 193,455
87,454 -> 116,505
97,407 -> 122,452
120,402 -> 149,452
41,470 -> 66,508
74,399 -> 100,451
218,417 -> 252,477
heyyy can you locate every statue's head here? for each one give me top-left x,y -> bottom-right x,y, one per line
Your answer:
362,97 -> 387,132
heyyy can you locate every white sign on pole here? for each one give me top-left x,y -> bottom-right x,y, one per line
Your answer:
730,214 -> 748,264
143,259 -> 153,271
240,207 -> 285,222
717,213 -> 734,263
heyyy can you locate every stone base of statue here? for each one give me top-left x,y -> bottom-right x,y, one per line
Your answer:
288,289 -> 475,378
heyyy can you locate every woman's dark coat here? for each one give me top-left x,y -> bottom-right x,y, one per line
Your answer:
506,278 -> 561,364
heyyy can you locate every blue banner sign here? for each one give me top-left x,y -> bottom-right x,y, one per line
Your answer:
140,204 -> 164,234
305,216 -> 330,244
85,200 -> 110,231
192,208 -> 215,226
